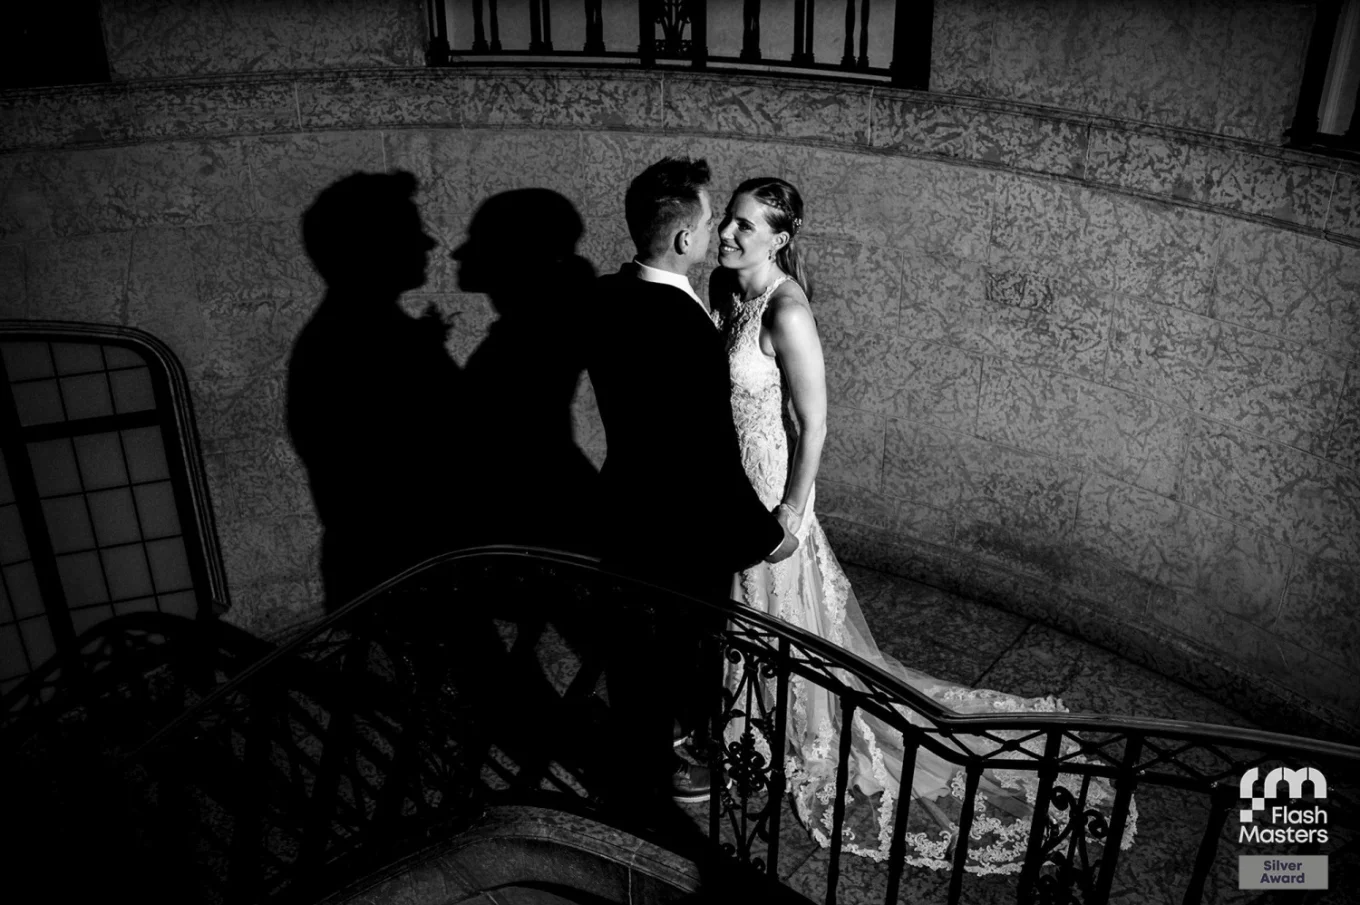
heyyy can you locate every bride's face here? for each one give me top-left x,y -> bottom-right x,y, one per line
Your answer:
718,193 -> 787,271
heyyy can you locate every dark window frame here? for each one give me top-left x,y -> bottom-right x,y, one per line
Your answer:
1289,0 -> 1360,155
0,321 -> 229,687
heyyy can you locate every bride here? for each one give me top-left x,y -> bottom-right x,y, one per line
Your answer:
708,177 -> 1135,871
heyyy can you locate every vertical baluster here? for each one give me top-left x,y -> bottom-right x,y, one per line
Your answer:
639,0 -> 656,65
765,637 -> 792,873
543,0 -> 554,51
584,0 -> 605,53
1182,780 -> 1237,905
890,0 -> 931,89
489,0 -> 502,51
529,0 -> 544,51
427,0 -> 450,63
946,765 -> 983,905
824,698 -> 857,904
738,655 -> 757,857
1347,66 -> 1360,145
842,0 -> 856,68
690,0 -> 707,69
857,0 -> 870,68
471,0 -> 489,51
881,723 -> 919,904
806,0 -> 817,62
1288,0 -> 1342,145
793,0 -> 807,63
741,0 -> 761,61
1017,731 -> 1064,903
1092,735 -> 1143,901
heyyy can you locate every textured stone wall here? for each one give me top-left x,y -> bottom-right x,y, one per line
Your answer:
932,0 -> 1316,145
1,64 -> 1357,734
98,0 -> 427,79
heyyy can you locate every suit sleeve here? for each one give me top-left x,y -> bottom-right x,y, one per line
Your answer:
665,304 -> 786,572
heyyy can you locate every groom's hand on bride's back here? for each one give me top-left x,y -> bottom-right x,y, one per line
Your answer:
764,521 -> 799,564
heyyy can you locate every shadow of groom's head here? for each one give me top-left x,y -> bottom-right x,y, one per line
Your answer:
303,171 -> 436,293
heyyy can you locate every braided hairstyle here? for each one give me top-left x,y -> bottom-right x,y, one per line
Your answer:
733,176 -> 811,300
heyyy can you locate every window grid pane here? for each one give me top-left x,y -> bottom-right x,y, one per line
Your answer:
3,562 -> 44,620
59,373 -> 114,420
2,342 -> 54,381
52,342 -> 104,375
1,330 -> 225,685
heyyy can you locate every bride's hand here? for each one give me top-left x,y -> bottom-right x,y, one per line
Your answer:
775,502 -> 803,536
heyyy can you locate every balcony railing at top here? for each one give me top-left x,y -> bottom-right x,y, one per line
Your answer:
426,0 -> 935,89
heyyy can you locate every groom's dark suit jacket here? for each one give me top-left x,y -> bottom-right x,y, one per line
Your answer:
587,264 -> 784,597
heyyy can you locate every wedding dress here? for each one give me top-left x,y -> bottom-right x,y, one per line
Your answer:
713,276 -> 1136,872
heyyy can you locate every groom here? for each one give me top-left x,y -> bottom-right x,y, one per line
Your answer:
587,156 -> 797,805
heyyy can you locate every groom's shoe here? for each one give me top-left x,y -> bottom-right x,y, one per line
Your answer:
671,759 -> 712,804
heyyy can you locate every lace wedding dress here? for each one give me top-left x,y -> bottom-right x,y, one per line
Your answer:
713,276 -> 1135,872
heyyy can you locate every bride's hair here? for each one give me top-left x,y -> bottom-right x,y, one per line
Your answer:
735,176 -> 811,300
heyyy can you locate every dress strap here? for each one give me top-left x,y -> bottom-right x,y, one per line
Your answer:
734,274 -> 791,312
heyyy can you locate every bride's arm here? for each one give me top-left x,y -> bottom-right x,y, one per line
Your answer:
767,291 -> 827,532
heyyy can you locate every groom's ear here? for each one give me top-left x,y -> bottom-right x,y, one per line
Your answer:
672,226 -> 690,256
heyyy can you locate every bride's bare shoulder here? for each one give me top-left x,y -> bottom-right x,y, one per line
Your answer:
767,279 -> 812,323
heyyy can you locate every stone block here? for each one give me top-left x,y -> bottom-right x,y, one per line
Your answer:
929,0 -> 995,96
1201,323 -> 1348,455
1182,419 -> 1360,567
1276,557 -> 1360,674
1073,473 -> 1180,580
27,233 -> 130,323
0,245 -> 25,318
1085,126 -> 1192,197
820,406 -> 885,491
0,142 -> 252,241
244,133 -> 386,222
800,238 -> 900,334
298,72 -> 461,130
1154,507 -> 1293,627
218,438 -> 313,522
976,358 -> 1190,495
101,0 -> 424,79
1325,171 -> 1360,243
195,373 -> 289,456
1104,297 -> 1216,408
665,76 -> 866,143
1212,220 -> 1360,360
1106,196 -> 1219,314
1324,367 -> 1360,471
466,70 -> 662,131
822,326 -> 981,430
1182,145 -> 1333,229
218,513 -> 322,589
989,176 -> 1116,290
1211,1 -> 1315,142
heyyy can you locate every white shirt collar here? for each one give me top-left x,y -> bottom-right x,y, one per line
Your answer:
633,258 -> 704,309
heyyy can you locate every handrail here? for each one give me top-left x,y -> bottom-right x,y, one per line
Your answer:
11,547 -> 1356,904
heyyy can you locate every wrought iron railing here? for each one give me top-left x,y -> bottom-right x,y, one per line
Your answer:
7,549 -> 1357,904
426,0 -> 935,88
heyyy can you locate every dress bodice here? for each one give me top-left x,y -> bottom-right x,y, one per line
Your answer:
716,276 -> 807,515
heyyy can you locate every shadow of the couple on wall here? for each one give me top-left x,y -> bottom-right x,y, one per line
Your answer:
286,173 -> 600,612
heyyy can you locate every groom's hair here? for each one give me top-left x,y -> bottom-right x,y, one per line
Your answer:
625,156 -> 711,255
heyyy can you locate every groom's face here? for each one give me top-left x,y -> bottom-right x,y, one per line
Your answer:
683,189 -> 714,266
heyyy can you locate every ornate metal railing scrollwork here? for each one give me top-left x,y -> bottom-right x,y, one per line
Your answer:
9,548 -> 1357,904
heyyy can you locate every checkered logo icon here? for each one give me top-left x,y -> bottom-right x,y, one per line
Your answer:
1240,767 -> 1327,823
